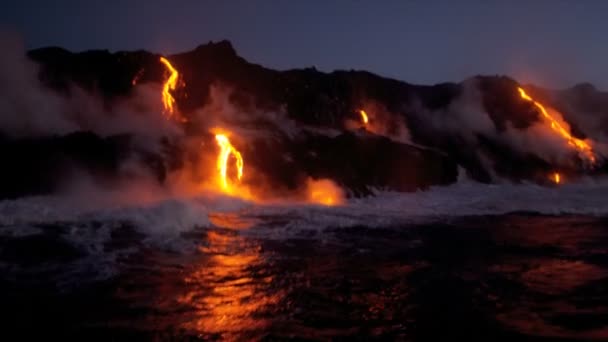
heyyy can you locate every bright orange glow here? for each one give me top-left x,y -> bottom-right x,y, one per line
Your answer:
552,172 -> 561,184
307,178 -> 344,206
517,87 -> 596,164
215,134 -> 244,192
359,109 -> 369,125
208,212 -> 259,229
178,230 -> 281,337
159,56 -> 180,118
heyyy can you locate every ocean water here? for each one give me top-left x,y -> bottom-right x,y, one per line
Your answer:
1,180 -> 608,340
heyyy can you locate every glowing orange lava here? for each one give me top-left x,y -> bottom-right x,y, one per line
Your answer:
306,178 -> 344,206
159,56 -> 180,118
359,109 -> 369,125
517,87 -> 596,165
552,172 -> 561,184
215,134 -> 244,192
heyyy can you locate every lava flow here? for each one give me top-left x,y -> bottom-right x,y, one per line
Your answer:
517,87 -> 596,165
552,172 -> 561,184
159,56 -> 180,118
359,109 -> 369,125
215,134 -> 244,192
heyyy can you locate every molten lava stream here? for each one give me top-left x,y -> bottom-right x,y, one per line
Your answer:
552,172 -> 561,184
214,133 -> 245,195
517,87 -> 596,165
359,109 -> 369,126
159,56 -> 184,121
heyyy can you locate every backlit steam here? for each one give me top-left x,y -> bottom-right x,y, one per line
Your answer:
306,178 -> 344,206
215,134 -> 244,192
359,109 -> 369,125
159,56 -> 180,118
517,87 -> 596,165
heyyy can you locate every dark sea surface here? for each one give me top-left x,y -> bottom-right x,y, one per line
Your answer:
1,209 -> 608,341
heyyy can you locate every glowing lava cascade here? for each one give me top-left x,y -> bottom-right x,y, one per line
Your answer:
359,110 -> 369,125
517,87 -> 596,165
159,56 -> 182,119
552,172 -> 561,184
215,134 -> 244,192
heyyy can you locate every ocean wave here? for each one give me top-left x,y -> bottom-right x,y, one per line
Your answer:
1,178 -> 608,242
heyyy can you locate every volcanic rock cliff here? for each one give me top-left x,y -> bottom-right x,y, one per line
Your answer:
0,40 -> 605,199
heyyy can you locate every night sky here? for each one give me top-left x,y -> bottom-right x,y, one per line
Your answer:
2,0 -> 608,89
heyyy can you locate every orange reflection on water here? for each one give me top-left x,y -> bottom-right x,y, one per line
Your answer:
494,258 -> 608,339
520,259 -> 606,294
208,212 -> 259,230
177,216 -> 282,339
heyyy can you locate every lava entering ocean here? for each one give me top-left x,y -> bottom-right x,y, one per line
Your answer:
306,178 -> 344,206
517,87 -> 596,165
214,133 -> 244,194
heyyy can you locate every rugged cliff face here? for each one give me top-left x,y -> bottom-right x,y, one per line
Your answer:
0,40 -> 603,199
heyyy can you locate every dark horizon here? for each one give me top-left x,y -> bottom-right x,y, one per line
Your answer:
3,1 -> 608,89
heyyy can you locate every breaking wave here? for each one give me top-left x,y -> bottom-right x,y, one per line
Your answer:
1,176 -> 607,284
1,177 -> 608,240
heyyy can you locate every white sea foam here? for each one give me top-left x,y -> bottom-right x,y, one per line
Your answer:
1,177 -> 607,283
241,177 -> 608,237
1,178 -> 608,242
